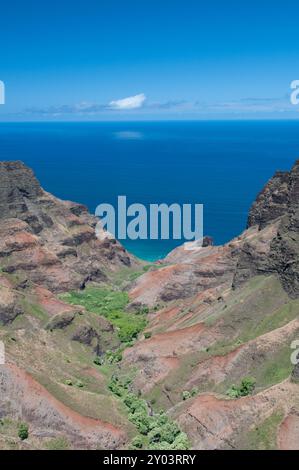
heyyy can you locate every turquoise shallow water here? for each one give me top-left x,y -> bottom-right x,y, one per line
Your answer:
0,120 -> 298,261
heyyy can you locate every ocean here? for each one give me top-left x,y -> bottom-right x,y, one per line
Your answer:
0,120 -> 298,261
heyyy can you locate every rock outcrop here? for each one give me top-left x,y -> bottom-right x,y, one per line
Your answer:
233,160 -> 299,296
0,161 -> 138,293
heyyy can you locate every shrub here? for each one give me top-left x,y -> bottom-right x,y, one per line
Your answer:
171,432 -> 190,450
18,423 -> 29,440
149,421 -> 180,444
128,410 -> 151,435
144,331 -> 152,339
124,393 -> 145,413
108,377 -> 125,398
182,390 -> 191,400
75,380 -> 84,388
226,384 -> 240,398
106,350 -> 123,364
226,377 -> 256,398
131,436 -> 143,449
239,376 -> 256,396
65,379 -> 73,386
108,375 -> 190,449
148,426 -> 163,443
93,356 -> 103,366
138,306 -> 150,315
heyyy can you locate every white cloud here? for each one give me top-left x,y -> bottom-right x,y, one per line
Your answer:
109,93 -> 146,110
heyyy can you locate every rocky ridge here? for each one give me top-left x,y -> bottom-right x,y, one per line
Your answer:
0,161 -> 138,295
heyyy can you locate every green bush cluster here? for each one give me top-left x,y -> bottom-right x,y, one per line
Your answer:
109,376 -> 190,450
182,387 -> 198,401
105,349 -> 123,364
60,288 -> 147,343
93,356 -> 103,366
18,423 -> 29,440
75,380 -> 84,388
226,376 -> 256,399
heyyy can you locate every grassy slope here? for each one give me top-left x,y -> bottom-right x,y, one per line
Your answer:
145,276 -> 299,410
2,267 -> 298,450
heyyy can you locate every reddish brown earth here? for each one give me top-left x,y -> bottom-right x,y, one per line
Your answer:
175,381 -> 299,450
0,159 -> 298,449
0,161 -> 139,294
0,362 -> 125,449
278,413 -> 299,450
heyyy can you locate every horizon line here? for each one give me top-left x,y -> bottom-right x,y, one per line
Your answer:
1,117 -> 299,124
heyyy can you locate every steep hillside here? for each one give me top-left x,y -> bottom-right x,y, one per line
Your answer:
121,159 -> 299,449
0,161 -> 141,449
0,160 -> 298,450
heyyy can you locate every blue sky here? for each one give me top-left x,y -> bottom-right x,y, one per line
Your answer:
0,0 -> 299,120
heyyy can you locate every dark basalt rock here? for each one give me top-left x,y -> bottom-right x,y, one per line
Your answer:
160,283 -> 193,301
0,161 -> 43,220
0,304 -> 23,325
72,325 -> 99,345
45,311 -> 76,330
0,161 -> 138,293
202,236 -> 213,247
247,170 -> 290,229
292,352 -> 299,382
234,160 -> 299,298
71,324 -> 103,355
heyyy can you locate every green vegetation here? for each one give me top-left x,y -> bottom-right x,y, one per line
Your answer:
144,331 -> 152,339
108,376 -> 190,450
253,345 -> 293,388
18,423 -> 29,440
226,377 -> 256,399
204,277 -> 297,341
46,436 -> 70,450
131,435 -> 143,449
105,349 -> 123,364
75,380 -> 84,388
182,387 -> 198,400
93,356 -> 102,366
182,390 -> 191,401
109,266 -> 149,287
60,287 -> 147,343
244,411 -> 284,450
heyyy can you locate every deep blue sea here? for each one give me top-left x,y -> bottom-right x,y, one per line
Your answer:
0,121 -> 298,260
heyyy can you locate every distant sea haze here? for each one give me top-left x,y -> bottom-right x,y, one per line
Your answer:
0,120 -> 298,261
